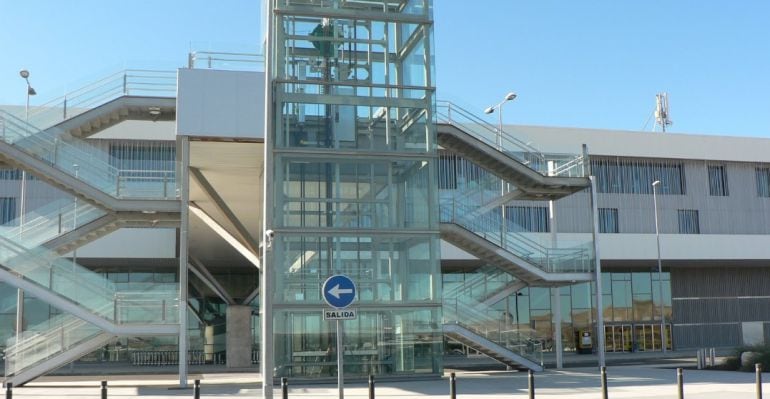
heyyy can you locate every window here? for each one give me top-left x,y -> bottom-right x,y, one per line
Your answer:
677,209 -> 700,234
757,167 -> 770,198
591,158 -> 686,195
505,206 -> 549,232
707,165 -> 729,196
598,208 -> 619,233
0,169 -> 22,180
0,197 -> 17,225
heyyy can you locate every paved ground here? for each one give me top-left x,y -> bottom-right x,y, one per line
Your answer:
8,362 -> 768,398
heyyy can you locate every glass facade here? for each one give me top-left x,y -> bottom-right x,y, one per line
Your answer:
442,269 -> 672,353
266,0 -> 441,378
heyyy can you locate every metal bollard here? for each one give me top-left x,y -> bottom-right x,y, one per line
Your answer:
600,366 -> 608,399
528,369 -> 535,399
194,379 -> 200,399
101,381 -> 107,399
677,368 -> 684,399
369,375 -> 375,399
756,364 -> 763,399
449,372 -> 457,399
281,377 -> 288,399
6,382 -> 12,399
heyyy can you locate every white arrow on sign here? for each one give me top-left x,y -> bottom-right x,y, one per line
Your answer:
328,284 -> 353,299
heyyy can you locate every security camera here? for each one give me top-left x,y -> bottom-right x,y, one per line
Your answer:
265,230 -> 275,248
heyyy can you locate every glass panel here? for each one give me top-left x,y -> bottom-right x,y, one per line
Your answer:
273,308 -> 441,378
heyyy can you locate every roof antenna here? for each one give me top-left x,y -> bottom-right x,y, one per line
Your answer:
655,92 -> 672,132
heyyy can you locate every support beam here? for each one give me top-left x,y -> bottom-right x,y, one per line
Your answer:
189,257 -> 236,305
481,280 -> 527,308
189,167 -> 259,254
242,286 -> 260,306
178,136 -> 190,387
552,287 -> 563,369
188,202 -> 261,269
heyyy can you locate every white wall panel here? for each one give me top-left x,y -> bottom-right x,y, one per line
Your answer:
177,69 -> 265,139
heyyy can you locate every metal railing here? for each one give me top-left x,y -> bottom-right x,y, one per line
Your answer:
440,198 -> 594,274
26,70 -> 176,130
188,51 -> 265,71
0,110 -> 177,199
436,100 -> 589,178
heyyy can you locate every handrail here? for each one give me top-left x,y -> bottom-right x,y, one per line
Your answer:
188,51 -> 265,70
436,100 -> 544,157
439,197 -> 593,274
26,70 -> 176,130
436,100 -> 589,178
0,110 -> 177,199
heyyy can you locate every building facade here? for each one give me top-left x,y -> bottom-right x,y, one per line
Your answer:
1,0 -> 770,387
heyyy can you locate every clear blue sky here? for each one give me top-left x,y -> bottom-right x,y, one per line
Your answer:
2,1 -> 769,137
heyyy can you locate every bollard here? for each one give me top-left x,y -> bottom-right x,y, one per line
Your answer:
757,363 -> 763,399
194,379 -> 200,399
677,368 -> 684,399
600,366 -> 608,399
368,375 -> 375,399
528,369 -> 535,399
5,382 -> 11,399
281,377 -> 288,399
449,372 -> 457,399
101,381 -> 107,399
711,348 -> 716,368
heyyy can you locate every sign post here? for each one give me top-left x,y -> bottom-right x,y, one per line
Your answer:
322,275 -> 357,399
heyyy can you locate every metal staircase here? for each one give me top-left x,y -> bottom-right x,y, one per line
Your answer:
0,111 -> 178,212
436,100 -> 589,200
443,292 -> 544,371
26,70 -> 176,137
0,70 -> 184,386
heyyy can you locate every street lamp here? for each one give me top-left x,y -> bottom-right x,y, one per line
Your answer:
484,92 -> 517,149
19,69 -> 37,122
652,180 -> 666,353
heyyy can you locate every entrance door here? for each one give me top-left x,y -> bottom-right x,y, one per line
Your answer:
634,324 -> 672,352
604,325 -> 633,352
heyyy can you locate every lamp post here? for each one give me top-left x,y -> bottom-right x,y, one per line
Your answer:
15,71 -> 37,343
652,180 -> 666,353
19,69 -> 37,122
484,92 -> 517,150
484,93 -> 517,243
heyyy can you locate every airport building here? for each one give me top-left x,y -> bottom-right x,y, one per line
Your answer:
1,0 -> 770,388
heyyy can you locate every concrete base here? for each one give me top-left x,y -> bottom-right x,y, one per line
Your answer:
226,305 -> 252,368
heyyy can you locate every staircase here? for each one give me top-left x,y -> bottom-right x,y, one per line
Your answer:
0,70 -> 182,385
26,70 -> 176,136
0,111 -> 178,212
440,197 -> 593,285
0,234 -> 178,386
443,293 -> 544,371
436,101 -> 589,200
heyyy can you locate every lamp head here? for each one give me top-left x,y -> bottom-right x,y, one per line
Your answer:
504,92 -> 517,101
19,70 -> 29,79
652,180 -> 661,187
483,106 -> 495,114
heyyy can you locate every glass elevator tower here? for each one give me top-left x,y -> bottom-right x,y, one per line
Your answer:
263,0 -> 441,380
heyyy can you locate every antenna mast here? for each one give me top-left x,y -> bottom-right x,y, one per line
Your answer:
655,92 -> 672,132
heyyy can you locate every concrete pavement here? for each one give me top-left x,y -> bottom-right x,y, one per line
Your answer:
9,363 -> 767,398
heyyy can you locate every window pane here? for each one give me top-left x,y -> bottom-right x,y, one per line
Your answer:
0,197 -> 17,225
708,165 -> 729,196
757,168 -> 770,197
591,158 -> 686,195
677,209 -> 700,234
505,206 -> 549,233
598,208 -> 619,233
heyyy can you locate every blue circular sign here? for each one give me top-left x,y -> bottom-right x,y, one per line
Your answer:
322,275 -> 357,309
